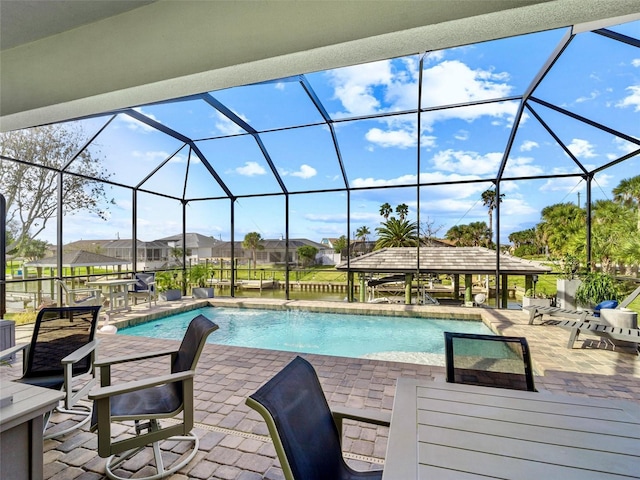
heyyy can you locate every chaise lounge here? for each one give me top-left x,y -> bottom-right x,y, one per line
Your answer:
527,285 -> 640,325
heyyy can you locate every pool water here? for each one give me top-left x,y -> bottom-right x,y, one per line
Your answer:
118,307 -> 496,365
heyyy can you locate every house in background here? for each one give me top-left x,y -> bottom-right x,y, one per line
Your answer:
66,238 -> 171,270
155,233 -> 220,265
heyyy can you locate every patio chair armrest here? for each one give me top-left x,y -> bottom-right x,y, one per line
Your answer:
61,339 -> 100,364
89,371 -> 194,400
94,349 -> 178,367
332,406 -> 391,435
0,343 -> 28,361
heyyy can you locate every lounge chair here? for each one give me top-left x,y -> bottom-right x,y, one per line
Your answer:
89,314 -> 218,480
57,279 -> 103,307
549,320 -> 640,351
0,306 -> 102,439
128,272 -> 156,308
246,356 -> 391,480
444,332 -> 536,391
527,284 -> 640,325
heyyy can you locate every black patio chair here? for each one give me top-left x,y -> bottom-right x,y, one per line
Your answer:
246,356 -> 390,480
444,332 -> 536,391
89,314 -> 218,480
0,305 -> 102,439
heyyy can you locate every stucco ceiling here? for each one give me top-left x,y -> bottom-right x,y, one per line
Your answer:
1,0 -> 639,132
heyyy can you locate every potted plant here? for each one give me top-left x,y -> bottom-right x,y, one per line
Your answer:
575,272 -> 620,309
156,270 -> 183,301
556,254 -> 582,310
189,264 -> 214,299
522,288 -> 552,309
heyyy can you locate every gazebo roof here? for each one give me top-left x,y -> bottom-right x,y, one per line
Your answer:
337,247 -> 552,276
25,250 -> 129,268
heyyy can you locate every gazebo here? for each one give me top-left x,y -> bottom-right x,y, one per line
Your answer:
337,247 -> 552,305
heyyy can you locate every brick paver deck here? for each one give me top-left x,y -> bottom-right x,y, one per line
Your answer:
3,298 -> 639,479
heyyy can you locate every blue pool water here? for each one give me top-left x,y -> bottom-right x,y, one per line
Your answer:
118,307 -> 495,365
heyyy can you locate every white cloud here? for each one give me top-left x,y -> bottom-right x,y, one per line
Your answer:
328,60 -> 395,116
454,130 -> 469,141
365,128 -> 415,149
422,60 -> 512,105
575,90 -> 600,103
631,59 -> 640,67
503,156 -> 545,177
539,177 -> 586,193
131,150 -> 184,163
431,149 -> 502,175
290,164 -> 317,179
120,109 -> 158,132
235,161 -> 266,176
519,140 -> 539,152
567,138 -> 597,158
214,111 -> 249,136
616,85 -> 640,112
351,174 -> 417,188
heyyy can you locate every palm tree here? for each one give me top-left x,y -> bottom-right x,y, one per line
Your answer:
481,189 -> 504,244
379,203 -> 392,220
355,225 -> 371,254
613,175 -> 640,232
375,217 -> 418,249
538,203 -> 584,257
242,232 -> 264,268
395,203 -> 409,221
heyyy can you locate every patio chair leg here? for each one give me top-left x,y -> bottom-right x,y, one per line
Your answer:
568,327 -> 580,348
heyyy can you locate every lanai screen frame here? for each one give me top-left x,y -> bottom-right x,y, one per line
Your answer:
1,20 -> 639,312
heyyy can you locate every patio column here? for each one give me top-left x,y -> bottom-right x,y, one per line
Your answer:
501,274 -> 509,308
348,272 -> 355,302
464,274 -> 473,304
405,274 -> 412,305
359,274 -> 366,303
453,274 -> 460,300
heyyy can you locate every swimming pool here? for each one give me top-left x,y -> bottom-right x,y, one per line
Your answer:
119,307 -> 497,365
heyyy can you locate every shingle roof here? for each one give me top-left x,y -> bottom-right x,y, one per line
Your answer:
155,233 -> 219,248
337,247 -> 551,275
24,250 -> 129,267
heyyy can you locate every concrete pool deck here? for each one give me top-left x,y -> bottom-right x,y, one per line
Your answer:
5,298 -> 639,479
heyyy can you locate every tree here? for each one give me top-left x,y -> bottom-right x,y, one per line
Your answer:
481,188 -> 504,243
333,235 -> 348,255
297,245 -> 318,267
0,125 -> 113,252
170,247 -> 184,265
355,225 -> 371,254
508,228 -> 540,256
242,232 -> 264,267
395,203 -> 409,221
375,217 -> 418,249
19,238 -> 48,261
379,203 -> 392,220
537,203 -> 584,257
613,175 -> 640,232
420,217 -> 443,245
445,222 -> 490,247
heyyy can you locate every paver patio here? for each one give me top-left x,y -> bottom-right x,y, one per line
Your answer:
3,298 -> 638,479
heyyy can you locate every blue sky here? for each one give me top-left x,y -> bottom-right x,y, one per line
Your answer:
52,19 -> 639,246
